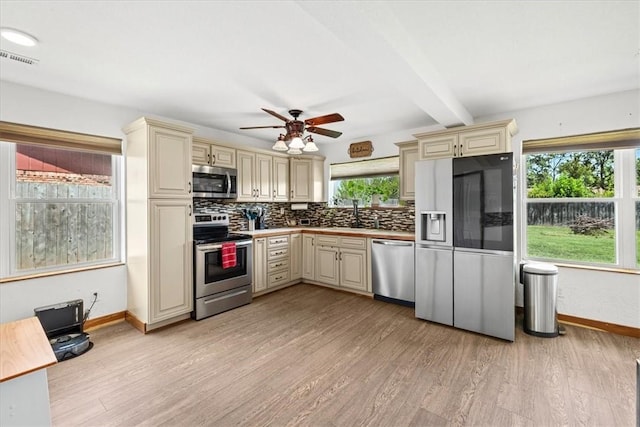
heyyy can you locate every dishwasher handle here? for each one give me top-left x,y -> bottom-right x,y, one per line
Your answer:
372,240 -> 413,247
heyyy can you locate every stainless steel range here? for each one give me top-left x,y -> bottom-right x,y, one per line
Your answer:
193,213 -> 253,320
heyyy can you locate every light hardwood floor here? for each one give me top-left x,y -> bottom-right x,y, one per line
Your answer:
48,284 -> 639,426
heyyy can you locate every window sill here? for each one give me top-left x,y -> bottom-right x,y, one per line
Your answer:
523,259 -> 639,275
0,262 -> 125,284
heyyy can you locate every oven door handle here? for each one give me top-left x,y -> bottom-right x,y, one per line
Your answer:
196,241 -> 252,252
203,289 -> 249,304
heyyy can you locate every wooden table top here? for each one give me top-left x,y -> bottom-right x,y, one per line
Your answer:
0,317 -> 57,382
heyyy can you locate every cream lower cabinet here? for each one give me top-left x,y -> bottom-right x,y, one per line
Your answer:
290,233 -> 302,281
267,235 -> 289,288
302,233 -> 316,280
314,235 -> 368,291
253,237 -> 268,293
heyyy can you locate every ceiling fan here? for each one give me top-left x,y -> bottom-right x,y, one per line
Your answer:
240,108 -> 344,153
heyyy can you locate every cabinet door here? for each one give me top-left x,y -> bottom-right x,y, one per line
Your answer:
290,233 -> 302,281
290,158 -> 312,201
399,143 -> 419,200
255,153 -> 273,201
253,237 -> 267,293
418,134 -> 457,160
315,246 -> 339,286
458,127 -> 507,157
272,156 -> 290,202
302,234 -> 315,280
192,141 -> 211,165
149,126 -> 192,198
236,150 -> 256,201
211,145 -> 236,168
339,249 -> 367,291
149,199 -> 193,324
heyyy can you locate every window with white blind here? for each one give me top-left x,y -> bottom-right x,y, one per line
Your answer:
522,128 -> 639,269
329,156 -> 400,207
0,121 -> 123,279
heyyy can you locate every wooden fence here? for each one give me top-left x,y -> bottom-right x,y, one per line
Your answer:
527,202 -> 620,227
14,182 -> 114,271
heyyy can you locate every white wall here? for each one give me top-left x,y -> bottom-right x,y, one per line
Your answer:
2,81 -> 638,329
0,81 -> 267,323
477,89 -> 640,328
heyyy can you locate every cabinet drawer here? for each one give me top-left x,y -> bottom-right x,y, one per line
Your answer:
268,235 -> 289,247
268,259 -> 289,272
268,247 -> 289,260
316,235 -> 339,246
268,271 -> 290,287
339,237 -> 367,250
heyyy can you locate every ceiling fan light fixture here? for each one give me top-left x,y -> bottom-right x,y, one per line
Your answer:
287,147 -> 302,155
0,28 -> 38,47
289,135 -> 305,149
272,135 -> 288,151
302,136 -> 318,152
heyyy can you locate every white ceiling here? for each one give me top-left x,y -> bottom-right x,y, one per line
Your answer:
1,1 -> 638,150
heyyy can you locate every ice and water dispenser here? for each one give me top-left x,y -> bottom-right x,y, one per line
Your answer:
420,211 -> 446,242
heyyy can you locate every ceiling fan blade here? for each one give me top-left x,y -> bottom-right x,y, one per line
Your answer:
307,126 -> 342,138
239,125 -> 286,130
305,113 -> 344,126
261,108 -> 290,122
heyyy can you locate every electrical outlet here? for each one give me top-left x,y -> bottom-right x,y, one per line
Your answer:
280,207 -> 284,215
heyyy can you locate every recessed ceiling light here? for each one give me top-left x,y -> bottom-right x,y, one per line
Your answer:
0,28 -> 38,47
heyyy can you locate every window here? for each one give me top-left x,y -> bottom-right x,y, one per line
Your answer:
329,156 -> 400,207
0,122 -> 122,279
523,128 -> 639,269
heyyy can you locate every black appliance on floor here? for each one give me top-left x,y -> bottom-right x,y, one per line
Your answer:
34,299 -> 92,361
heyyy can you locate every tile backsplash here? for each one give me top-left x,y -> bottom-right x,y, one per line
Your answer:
193,199 -> 415,233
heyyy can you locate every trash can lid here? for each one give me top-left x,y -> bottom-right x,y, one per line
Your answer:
523,262 -> 558,275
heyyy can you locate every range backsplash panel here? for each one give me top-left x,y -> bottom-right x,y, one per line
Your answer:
193,199 -> 415,233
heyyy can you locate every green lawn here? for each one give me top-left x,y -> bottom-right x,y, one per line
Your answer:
527,225 -> 618,264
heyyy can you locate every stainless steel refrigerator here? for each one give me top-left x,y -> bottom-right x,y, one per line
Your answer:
415,153 -> 515,341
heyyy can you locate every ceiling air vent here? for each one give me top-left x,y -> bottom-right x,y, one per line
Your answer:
0,49 -> 39,65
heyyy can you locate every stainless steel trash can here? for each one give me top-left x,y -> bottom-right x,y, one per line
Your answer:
522,262 -> 559,337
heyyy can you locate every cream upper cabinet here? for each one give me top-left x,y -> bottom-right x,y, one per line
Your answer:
148,199 -> 193,324
123,117 -> 194,332
290,233 -> 302,281
237,150 -> 273,202
124,118 -> 193,199
253,237 -> 267,294
272,156 -> 289,202
192,137 -> 236,168
290,157 -> 324,202
415,119 -> 518,160
396,140 -> 419,200
302,233 -> 316,280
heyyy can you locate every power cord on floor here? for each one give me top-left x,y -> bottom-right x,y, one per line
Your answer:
83,292 -> 98,326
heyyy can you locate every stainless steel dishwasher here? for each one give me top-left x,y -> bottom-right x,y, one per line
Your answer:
371,239 -> 415,307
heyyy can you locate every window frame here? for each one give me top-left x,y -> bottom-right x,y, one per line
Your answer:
0,122 -> 123,280
329,156 -> 401,208
521,128 -> 639,271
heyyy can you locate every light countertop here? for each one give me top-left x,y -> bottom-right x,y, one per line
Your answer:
241,227 -> 415,242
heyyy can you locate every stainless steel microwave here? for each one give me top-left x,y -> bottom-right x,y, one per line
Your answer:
192,164 -> 237,199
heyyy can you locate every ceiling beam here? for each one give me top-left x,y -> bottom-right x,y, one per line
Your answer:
296,1 -> 473,128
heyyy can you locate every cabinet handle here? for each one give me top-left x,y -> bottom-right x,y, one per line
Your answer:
188,205 -> 192,216
453,145 -> 457,157
290,190 -> 294,197
273,189 -> 276,197
211,154 -> 216,164
459,142 -> 463,157
188,182 -> 192,193
335,252 -> 338,261
207,153 -> 211,164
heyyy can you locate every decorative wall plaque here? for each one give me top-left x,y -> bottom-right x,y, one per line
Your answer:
348,140 -> 373,158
